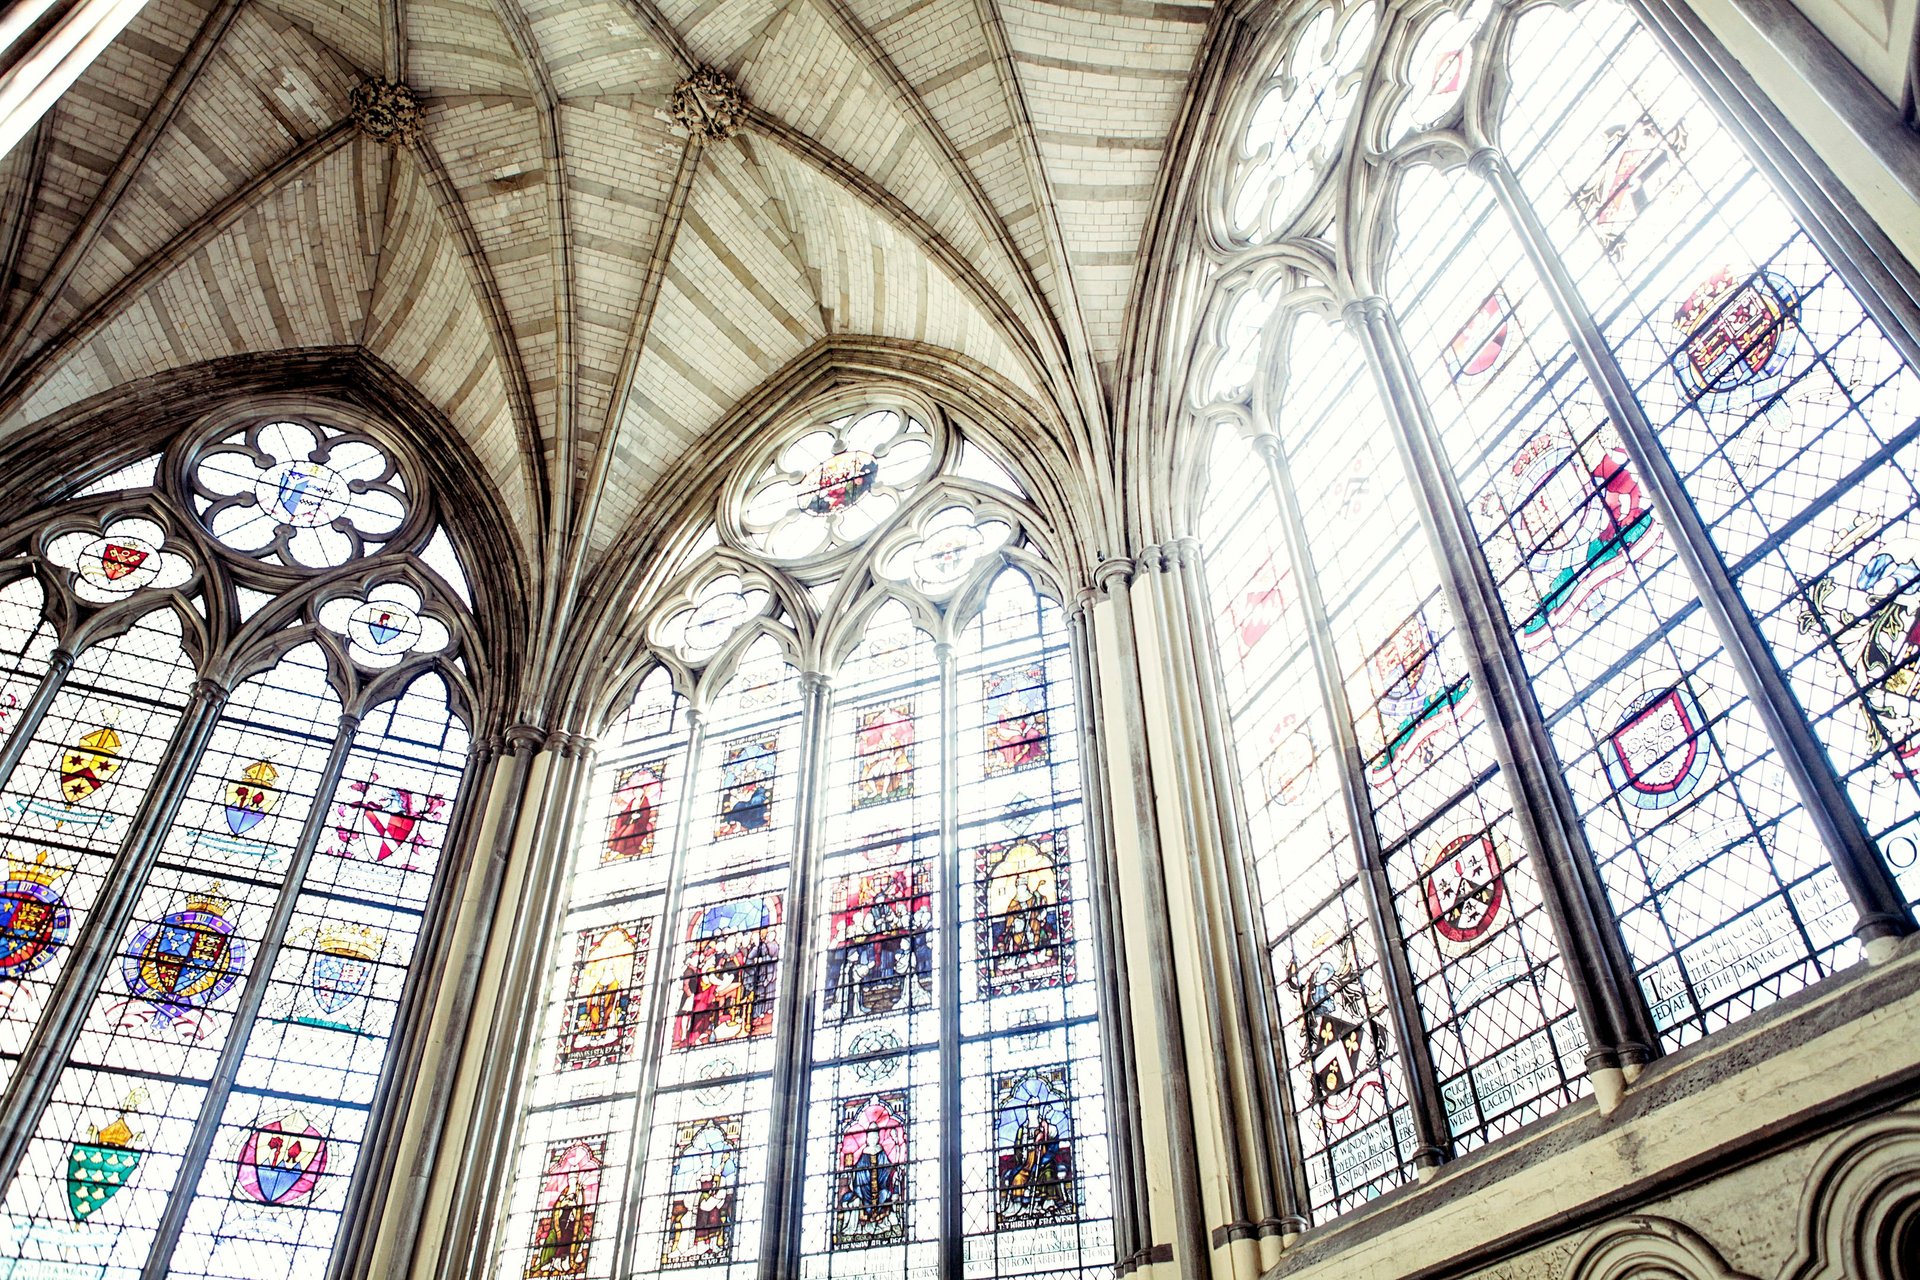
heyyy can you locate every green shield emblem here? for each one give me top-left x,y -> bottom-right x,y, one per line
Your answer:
67,1137 -> 141,1221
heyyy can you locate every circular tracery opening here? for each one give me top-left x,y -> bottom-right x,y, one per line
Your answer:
192,419 -> 409,569
736,407 -> 937,562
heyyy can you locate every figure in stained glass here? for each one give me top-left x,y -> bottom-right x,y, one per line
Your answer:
1572,115 -> 1687,259
1285,939 -> 1385,1122
0,851 -> 70,979
715,736 -> 777,838
1369,616 -> 1467,777
983,667 -> 1048,776
559,921 -> 652,1070
334,772 -> 445,867
825,852 -> 933,1021
672,897 -> 780,1049
604,760 -> 666,862
1797,521 -> 1920,775
661,1116 -> 741,1268
117,887 -> 245,1038
977,833 -> 1072,996
525,1137 -> 604,1278
1603,678 -> 1718,810
832,1092 -> 907,1247
297,923 -> 381,1031
991,1067 -> 1074,1226
1671,267 -> 1798,399
234,1113 -> 328,1206
1421,829 -> 1508,957
852,704 -> 915,807
1484,430 -> 1657,645
67,1105 -> 142,1222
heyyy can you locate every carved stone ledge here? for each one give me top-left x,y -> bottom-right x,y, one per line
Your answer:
669,67 -> 744,141
350,80 -> 423,147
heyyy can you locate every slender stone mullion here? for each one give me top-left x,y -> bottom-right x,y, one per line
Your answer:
1473,147 -> 1916,953
1092,557 -> 1208,1280
328,737 -> 495,1280
137,714 -> 361,1280
1066,598 -> 1149,1266
608,712 -> 708,1280
1137,547 -> 1254,1235
1252,435 -> 1452,1171
936,641 -> 962,1279
0,675 -> 226,1191
1350,298 -> 1658,1089
0,647 -> 72,789
432,734 -> 588,1280
1169,538 -> 1308,1238
759,671 -> 832,1280
379,733 -> 536,1280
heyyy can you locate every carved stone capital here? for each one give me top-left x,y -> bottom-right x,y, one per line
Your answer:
350,79 -> 423,147
669,67 -> 744,142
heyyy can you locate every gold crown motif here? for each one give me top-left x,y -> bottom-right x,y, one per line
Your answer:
6,850 -> 64,887
315,922 -> 380,960
180,884 -> 231,918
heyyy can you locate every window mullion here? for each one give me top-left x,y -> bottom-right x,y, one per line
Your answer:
605,713 -> 708,1280
0,674 -> 227,1190
1349,297 -> 1661,1096
1251,432 -> 1452,1174
0,647 -> 72,789
1469,145 -> 1918,955
757,669 -> 833,1280
936,639 -> 961,1279
134,712 -> 361,1280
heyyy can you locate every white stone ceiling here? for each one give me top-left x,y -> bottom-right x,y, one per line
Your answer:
0,0 -> 1214,577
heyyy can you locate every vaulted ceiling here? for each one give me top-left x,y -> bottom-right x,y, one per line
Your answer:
0,0 -> 1214,588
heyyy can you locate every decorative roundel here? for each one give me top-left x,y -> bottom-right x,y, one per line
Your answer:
877,506 -> 1014,598
193,419 -> 408,569
737,408 -> 938,562
1226,2 -> 1378,242
0,853 -> 70,979
1670,267 -> 1798,399
1389,0 -> 1487,139
685,590 -> 751,651
318,583 -> 450,670
44,516 -> 193,604
653,575 -> 772,665
122,891 -> 246,1020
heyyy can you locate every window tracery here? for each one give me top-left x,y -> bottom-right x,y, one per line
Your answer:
0,403 -> 488,1277
1190,0 -> 1920,1227
500,402 -> 1111,1279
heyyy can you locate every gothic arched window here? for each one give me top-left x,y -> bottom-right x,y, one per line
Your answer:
1191,0 -> 1920,1225
0,409 -> 486,1276
499,402 -> 1114,1278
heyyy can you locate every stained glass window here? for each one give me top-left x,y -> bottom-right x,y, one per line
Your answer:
500,411 -> 1112,1277
0,409 -> 484,1276
1192,0 -> 1920,1229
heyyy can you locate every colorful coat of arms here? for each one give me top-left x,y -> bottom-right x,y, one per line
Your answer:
1286,940 -> 1386,1124
0,851 -> 70,979
1603,680 -> 1717,812
1444,289 -> 1517,391
58,725 -> 122,805
334,773 -> 444,866
1671,267 -> 1798,400
224,758 -> 278,836
1572,115 -> 1687,259
1421,829 -> 1509,957
1369,616 -> 1468,777
121,889 -> 244,1031
235,1113 -> 327,1205
67,1109 -> 142,1222
297,923 -> 381,1031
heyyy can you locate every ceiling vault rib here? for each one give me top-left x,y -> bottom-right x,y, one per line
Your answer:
0,120 -> 51,334
409,130 -> 548,538
0,118 -> 358,422
0,0 -> 248,382
559,135 -> 700,633
484,0 -> 577,710
810,0 -> 1067,377
381,0 -> 406,81
734,132 -> 831,336
745,104 -> 1065,420
609,0 -> 695,72
968,0 -> 1107,437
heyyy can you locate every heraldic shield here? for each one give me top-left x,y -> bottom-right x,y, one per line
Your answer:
236,1114 -> 328,1205
67,1112 -> 141,1222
